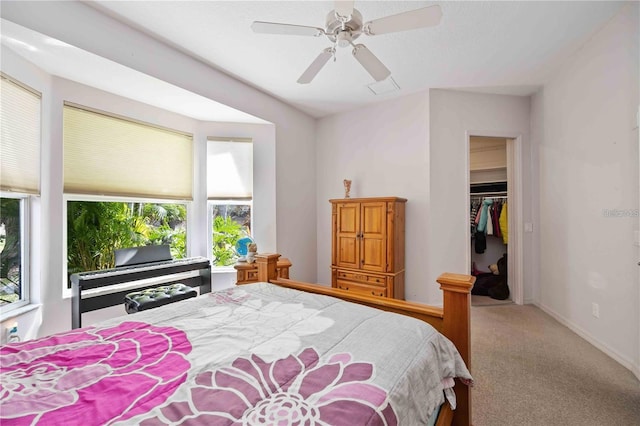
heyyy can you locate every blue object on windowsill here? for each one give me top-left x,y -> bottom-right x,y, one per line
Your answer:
235,237 -> 255,260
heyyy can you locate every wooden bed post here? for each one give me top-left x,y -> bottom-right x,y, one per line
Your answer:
437,272 -> 474,426
256,253 -> 280,282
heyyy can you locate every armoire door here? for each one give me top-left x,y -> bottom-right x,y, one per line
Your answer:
335,203 -> 360,269
360,201 -> 387,272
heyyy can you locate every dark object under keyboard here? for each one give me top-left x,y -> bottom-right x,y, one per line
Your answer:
124,283 -> 197,314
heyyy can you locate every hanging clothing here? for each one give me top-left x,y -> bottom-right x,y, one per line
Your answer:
470,199 -> 481,236
492,201 -> 502,239
499,201 -> 508,244
486,205 -> 494,236
477,198 -> 493,233
474,230 -> 486,254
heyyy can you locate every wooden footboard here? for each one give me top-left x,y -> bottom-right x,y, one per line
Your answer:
256,253 -> 474,426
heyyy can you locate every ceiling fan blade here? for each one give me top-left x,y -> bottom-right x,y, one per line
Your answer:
334,0 -> 354,18
352,44 -> 390,82
365,5 -> 442,35
251,21 -> 324,37
297,48 -> 334,84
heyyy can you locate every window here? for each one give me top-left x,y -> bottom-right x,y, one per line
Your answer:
207,138 -> 253,267
0,74 -> 41,312
0,195 -> 29,309
63,104 -> 193,280
209,202 -> 252,267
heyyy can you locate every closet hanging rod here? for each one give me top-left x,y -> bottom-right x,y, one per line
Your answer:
471,192 -> 508,197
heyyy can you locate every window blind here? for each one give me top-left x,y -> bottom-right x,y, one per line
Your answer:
207,138 -> 253,200
0,74 -> 41,194
63,104 -> 193,200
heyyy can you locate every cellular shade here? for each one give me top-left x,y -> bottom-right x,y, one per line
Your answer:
207,138 -> 253,200
0,75 -> 41,194
64,104 -> 193,200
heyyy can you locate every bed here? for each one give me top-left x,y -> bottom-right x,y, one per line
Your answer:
0,253 -> 474,425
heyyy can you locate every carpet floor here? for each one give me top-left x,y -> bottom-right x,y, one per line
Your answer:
472,295 -> 514,307
470,304 -> 640,425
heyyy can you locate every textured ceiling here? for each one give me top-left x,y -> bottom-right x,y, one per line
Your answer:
2,1 -> 626,119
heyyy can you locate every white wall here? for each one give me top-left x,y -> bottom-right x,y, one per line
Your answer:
1,0 -> 318,283
429,90 -> 535,305
316,89 -> 535,306
0,49 -> 279,339
534,3 -> 639,376
316,92 -> 430,298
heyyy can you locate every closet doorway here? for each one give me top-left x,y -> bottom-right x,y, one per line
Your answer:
467,134 -> 523,305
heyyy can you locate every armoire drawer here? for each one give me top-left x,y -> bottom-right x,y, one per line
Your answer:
336,270 -> 386,286
336,279 -> 387,297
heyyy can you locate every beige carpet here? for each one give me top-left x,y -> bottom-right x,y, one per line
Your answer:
472,295 -> 514,307
471,304 -> 640,425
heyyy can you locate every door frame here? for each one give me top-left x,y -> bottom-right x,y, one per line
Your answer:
465,131 -> 524,305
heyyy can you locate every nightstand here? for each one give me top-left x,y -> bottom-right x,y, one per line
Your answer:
234,257 -> 292,284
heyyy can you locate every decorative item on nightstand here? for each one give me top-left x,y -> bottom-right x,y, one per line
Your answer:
343,179 -> 352,198
235,236 -> 255,262
246,242 -> 258,263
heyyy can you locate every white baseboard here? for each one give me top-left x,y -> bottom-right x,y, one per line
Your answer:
536,302 -> 640,381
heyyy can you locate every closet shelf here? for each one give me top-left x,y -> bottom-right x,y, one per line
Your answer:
470,181 -> 507,194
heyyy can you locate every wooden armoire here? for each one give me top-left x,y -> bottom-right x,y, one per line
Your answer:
330,197 -> 406,299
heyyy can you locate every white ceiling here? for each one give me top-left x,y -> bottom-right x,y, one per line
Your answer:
2,1 -> 626,120
0,19 -> 267,123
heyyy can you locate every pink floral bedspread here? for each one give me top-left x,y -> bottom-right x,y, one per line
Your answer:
1,284 -> 472,425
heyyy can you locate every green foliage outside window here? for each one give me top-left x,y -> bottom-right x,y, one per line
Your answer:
211,204 -> 251,267
67,201 -> 187,281
212,216 -> 244,266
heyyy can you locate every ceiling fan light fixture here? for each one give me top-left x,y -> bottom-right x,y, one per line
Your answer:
336,30 -> 352,48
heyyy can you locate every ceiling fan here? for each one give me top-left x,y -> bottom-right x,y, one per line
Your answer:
251,1 -> 442,84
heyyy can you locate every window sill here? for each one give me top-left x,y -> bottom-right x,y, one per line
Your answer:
0,303 -> 41,323
212,266 -> 237,274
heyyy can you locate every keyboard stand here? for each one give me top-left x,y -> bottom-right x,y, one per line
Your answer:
70,257 -> 211,329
